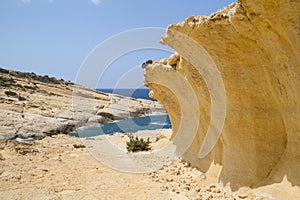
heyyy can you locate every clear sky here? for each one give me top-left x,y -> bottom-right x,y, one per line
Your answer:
0,0 -> 235,88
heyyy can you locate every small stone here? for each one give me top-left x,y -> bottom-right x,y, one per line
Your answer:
183,162 -> 190,167
160,185 -> 168,191
41,168 -> 49,172
183,185 -> 190,191
203,194 -> 213,200
194,195 -> 202,200
205,187 -> 212,192
0,153 -> 5,160
73,144 -> 85,149
200,173 -> 206,180
238,194 -> 248,199
167,178 -> 173,182
195,186 -> 202,192
53,186 -> 63,193
212,188 -> 221,193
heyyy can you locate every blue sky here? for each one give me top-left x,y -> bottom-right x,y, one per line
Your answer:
0,0 -> 235,88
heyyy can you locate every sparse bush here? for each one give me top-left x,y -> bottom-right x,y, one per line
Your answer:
18,96 -> 26,101
73,144 -> 86,149
23,85 -> 38,90
4,90 -> 18,97
0,76 -> 16,86
126,134 -> 151,152
0,68 -> 9,74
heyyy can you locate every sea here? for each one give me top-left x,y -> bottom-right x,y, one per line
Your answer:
97,88 -> 156,101
69,88 -> 171,138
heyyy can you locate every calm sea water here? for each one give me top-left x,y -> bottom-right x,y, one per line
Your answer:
69,88 -> 171,138
97,88 -> 156,101
69,114 -> 171,138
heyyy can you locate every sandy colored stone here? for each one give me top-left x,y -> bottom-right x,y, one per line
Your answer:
0,133 -> 191,200
0,153 -> 4,160
144,0 -> 300,197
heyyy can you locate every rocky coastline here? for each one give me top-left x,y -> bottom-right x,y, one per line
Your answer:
0,67 -> 164,140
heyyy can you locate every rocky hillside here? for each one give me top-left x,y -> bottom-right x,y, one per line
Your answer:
144,0 -> 299,192
0,67 -> 164,140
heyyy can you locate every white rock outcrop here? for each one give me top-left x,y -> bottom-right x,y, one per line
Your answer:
0,68 -> 164,140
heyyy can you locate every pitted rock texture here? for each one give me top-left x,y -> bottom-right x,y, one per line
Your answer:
144,0 -> 300,190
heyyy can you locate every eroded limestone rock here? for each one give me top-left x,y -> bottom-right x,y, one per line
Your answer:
144,0 -> 300,190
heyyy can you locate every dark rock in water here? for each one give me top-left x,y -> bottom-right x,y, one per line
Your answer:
43,123 -> 76,136
88,115 -> 107,123
16,132 -> 44,140
97,112 -> 115,121
130,108 -> 150,117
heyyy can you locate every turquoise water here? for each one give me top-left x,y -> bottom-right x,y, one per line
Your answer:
70,88 -> 170,138
69,113 -> 171,138
97,88 -> 156,101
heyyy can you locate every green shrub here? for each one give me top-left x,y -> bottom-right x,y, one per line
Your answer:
126,134 -> 151,152
0,68 -> 9,74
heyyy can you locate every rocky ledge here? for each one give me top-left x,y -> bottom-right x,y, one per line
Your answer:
0,67 -> 165,140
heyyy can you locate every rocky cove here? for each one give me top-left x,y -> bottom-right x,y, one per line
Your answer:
0,67 -> 165,140
0,0 -> 300,199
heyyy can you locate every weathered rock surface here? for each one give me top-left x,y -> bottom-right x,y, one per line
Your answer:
144,0 -> 300,192
0,133 -> 189,200
0,68 -> 164,140
0,130 -> 270,200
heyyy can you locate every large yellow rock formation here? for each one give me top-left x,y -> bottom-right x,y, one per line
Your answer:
144,0 -> 300,190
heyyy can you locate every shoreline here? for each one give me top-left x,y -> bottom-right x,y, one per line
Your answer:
0,67 -> 165,141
